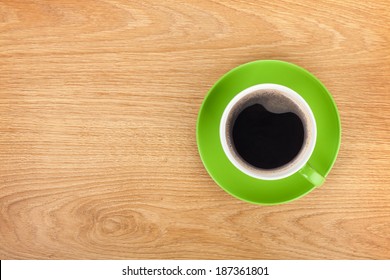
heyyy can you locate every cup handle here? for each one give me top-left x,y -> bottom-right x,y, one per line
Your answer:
298,164 -> 325,186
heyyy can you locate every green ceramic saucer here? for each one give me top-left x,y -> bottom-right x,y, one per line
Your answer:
196,60 -> 341,205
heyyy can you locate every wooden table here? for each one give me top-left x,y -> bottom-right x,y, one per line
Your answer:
1,0 -> 389,260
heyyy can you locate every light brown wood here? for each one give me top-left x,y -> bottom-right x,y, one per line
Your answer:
0,0 -> 389,260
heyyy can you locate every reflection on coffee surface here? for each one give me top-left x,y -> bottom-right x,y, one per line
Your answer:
232,104 -> 304,169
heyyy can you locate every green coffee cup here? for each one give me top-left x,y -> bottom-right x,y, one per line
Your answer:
196,60 -> 341,205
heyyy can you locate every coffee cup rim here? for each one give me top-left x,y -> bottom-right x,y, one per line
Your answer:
219,83 -> 317,180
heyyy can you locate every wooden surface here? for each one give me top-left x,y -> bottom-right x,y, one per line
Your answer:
0,0 -> 389,260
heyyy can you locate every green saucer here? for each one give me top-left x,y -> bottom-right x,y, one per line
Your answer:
196,60 -> 341,205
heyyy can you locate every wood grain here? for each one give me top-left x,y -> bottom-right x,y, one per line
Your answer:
0,0 -> 389,259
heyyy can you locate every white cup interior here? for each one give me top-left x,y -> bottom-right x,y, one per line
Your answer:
219,83 -> 317,180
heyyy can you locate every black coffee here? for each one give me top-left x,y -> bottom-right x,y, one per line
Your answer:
232,104 -> 304,169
